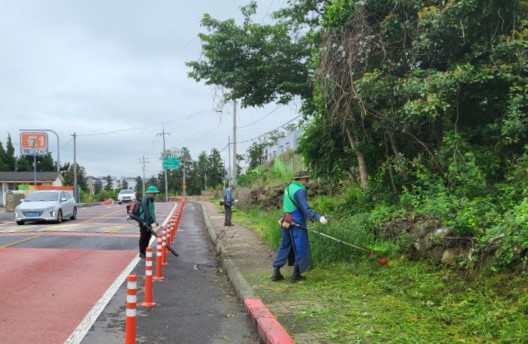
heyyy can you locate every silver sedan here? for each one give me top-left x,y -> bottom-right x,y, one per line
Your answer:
14,190 -> 77,225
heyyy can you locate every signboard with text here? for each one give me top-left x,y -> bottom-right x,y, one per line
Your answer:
163,157 -> 180,170
20,132 -> 49,155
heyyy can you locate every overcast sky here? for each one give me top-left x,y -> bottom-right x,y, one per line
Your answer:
0,0 -> 301,180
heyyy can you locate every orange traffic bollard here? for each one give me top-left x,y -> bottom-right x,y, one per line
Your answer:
153,237 -> 164,281
141,248 -> 157,308
162,227 -> 168,266
169,220 -> 176,244
125,275 -> 137,344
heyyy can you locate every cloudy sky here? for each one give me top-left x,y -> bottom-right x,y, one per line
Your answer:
0,0 -> 301,179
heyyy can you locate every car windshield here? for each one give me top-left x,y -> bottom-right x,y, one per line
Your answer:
120,190 -> 134,194
26,192 -> 59,202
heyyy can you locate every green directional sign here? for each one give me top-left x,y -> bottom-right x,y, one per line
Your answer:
163,157 -> 180,170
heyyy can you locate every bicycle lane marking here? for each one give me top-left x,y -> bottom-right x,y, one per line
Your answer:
0,247 -> 137,344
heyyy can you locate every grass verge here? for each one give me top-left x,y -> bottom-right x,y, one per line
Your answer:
231,205 -> 528,343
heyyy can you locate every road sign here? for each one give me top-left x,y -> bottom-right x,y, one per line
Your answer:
163,157 -> 180,170
20,132 -> 48,155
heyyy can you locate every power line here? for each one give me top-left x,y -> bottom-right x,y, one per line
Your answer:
237,105 -> 282,129
246,114 -> 302,142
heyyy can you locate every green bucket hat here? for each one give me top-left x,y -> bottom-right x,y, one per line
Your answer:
146,185 -> 160,194
293,171 -> 310,180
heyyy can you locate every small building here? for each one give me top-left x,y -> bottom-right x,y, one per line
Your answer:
265,129 -> 303,162
0,172 -> 64,206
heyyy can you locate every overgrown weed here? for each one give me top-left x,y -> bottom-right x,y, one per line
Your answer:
229,203 -> 528,343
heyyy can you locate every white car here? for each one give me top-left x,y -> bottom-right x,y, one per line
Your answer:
118,189 -> 137,204
14,190 -> 77,225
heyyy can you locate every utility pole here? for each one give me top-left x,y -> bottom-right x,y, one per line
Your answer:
227,136 -> 231,184
32,139 -> 36,186
232,100 -> 237,185
182,156 -> 186,196
140,156 -> 148,198
157,127 -> 170,202
72,132 -> 78,202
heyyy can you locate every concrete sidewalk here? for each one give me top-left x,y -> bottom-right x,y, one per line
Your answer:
199,201 -> 326,344
199,201 -> 296,344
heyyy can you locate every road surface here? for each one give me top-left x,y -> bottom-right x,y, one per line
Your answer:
0,202 -> 259,344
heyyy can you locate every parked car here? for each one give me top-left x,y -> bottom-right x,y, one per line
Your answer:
14,190 -> 77,225
117,189 -> 137,204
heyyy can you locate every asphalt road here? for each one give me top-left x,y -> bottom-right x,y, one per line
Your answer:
80,201 -> 260,344
0,202 -> 260,344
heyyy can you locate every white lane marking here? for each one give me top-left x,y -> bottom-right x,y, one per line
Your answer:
64,202 -> 179,344
64,256 -> 140,344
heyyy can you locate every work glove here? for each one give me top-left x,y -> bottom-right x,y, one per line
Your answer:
319,216 -> 328,225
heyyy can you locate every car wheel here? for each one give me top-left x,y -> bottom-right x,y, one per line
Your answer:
70,207 -> 77,220
16,220 -> 24,225
56,210 -> 63,223
118,201 -> 122,204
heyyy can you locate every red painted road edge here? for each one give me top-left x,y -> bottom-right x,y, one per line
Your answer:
244,298 -> 295,344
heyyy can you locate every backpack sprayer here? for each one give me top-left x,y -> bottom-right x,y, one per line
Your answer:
127,206 -> 179,257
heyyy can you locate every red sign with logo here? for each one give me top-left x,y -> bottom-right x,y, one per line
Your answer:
20,132 -> 48,155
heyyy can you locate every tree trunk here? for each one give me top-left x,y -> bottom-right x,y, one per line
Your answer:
345,128 -> 369,190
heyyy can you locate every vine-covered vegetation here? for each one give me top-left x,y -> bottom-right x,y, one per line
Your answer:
189,0 -> 528,271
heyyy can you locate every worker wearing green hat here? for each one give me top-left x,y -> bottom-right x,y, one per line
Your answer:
138,185 -> 160,258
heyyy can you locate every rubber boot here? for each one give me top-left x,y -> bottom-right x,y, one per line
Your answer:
291,265 -> 306,282
271,267 -> 284,281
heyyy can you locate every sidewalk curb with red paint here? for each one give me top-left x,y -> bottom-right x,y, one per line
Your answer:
244,299 -> 295,344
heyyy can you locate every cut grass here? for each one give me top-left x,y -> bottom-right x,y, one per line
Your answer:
254,259 -> 528,343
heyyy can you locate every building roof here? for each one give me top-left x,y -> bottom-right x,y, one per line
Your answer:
0,172 -> 62,183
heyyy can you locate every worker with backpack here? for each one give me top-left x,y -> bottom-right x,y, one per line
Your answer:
137,185 -> 160,258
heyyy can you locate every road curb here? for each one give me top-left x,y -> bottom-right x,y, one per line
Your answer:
199,201 -> 295,344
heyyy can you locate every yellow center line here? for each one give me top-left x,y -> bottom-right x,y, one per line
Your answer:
78,208 -> 126,224
107,227 -> 132,233
0,233 -> 46,248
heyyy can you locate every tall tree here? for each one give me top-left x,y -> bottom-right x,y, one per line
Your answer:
207,148 -> 225,188
146,176 -> 159,190
186,1 -> 313,108
134,176 -> 143,197
16,155 -> 32,172
246,141 -> 266,170
5,134 -> 16,171
313,0 -> 527,192
186,161 -> 202,196
94,178 -> 103,194
37,154 -> 56,171
104,175 -> 113,191
61,163 -> 88,191
196,151 -> 209,190
0,141 -> 8,171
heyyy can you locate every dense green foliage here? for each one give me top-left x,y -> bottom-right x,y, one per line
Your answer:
186,2 -> 313,107
190,0 -> 528,270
